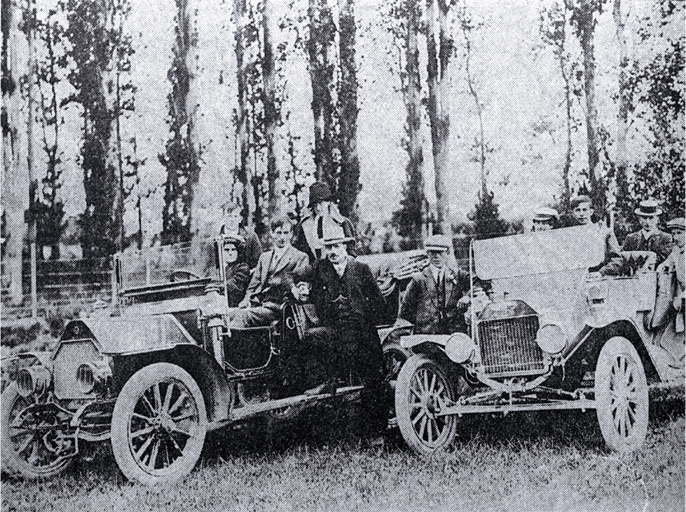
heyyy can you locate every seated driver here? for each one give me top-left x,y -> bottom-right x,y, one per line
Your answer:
228,216 -> 308,328
397,234 -> 470,335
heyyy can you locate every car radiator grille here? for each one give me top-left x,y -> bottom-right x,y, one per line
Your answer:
477,315 -> 545,377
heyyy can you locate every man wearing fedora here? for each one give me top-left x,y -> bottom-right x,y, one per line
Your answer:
292,223 -> 387,439
228,215 -> 308,328
293,181 -> 357,262
398,234 -> 470,335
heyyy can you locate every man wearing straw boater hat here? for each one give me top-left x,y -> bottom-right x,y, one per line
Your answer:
291,222 -> 387,440
620,199 -> 672,263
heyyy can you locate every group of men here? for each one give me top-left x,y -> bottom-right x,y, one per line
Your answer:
219,182 -> 387,440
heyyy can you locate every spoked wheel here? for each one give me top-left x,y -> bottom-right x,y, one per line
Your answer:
1,384 -> 75,479
383,342 -> 411,428
111,363 -> 207,485
395,354 -> 457,454
595,337 -> 649,453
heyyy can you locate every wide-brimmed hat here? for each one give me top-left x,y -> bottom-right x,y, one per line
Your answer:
320,222 -> 355,246
666,217 -> 685,232
533,206 -> 559,222
308,181 -> 333,206
424,234 -> 452,252
222,234 -> 245,249
634,199 -> 663,217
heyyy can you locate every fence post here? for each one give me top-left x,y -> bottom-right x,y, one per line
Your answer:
111,257 -> 117,307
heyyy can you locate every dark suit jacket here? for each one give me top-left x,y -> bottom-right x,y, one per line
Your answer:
621,230 -> 673,264
245,245 -> 308,306
399,266 -> 470,334
225,262 -> 250,307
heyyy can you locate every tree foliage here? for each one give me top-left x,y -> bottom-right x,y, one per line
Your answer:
468,189 -> 511,240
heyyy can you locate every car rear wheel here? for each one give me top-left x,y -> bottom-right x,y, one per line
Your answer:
595,336 -> 649,453
383,342 -> 411,429
111,363 -> 207,485
395,354 -> 457,454
1,384 -> 74,479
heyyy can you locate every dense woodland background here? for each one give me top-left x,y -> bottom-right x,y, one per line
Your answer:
1,0 -> 684,305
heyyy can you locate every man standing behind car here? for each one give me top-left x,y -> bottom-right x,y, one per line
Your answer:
291,224 -> 387,440
397,234 -> 471,334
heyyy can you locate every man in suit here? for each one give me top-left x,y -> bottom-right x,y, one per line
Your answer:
292,224 -> 387,438
228,216 -> 308,328
398,234 -> 471,334
601,199 -> 673,275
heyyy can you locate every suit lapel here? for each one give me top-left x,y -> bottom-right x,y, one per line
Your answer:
445,269 -> 455,300
260,251 -> 274,289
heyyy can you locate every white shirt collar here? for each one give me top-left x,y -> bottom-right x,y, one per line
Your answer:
429,265 -> 444,283
333,257 -> 348,276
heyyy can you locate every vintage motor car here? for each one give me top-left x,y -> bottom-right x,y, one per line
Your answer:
394,225 -> 684,455
0,238 -> 411,485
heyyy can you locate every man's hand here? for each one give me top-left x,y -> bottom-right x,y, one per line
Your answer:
291,281 -> 311,303
238,297 -> 251,309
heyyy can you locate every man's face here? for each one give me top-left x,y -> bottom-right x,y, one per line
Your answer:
314,200 -> 331,216
573,202 -> 593,225
638,215 -> 659,232
271,224 -> 293,249
223,245 -> 238,263
672,228 -> 685,249
427,249 -> 448,269
223,209 -> 241,232
533,219 -> 553,231
325,242 -> 348,264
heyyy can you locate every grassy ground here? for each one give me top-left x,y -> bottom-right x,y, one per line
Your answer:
2,390 -> 684,512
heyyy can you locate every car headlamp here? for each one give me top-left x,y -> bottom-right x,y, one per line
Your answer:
16,366 -> 51,398
445,333 -> 476,364
76,360 -> 112,395
535,324 -> 567,355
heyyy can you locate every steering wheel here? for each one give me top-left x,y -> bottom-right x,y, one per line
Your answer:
169,269 -> 201,282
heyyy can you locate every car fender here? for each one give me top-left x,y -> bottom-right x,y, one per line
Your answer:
62,315 -> 197,356
399,333 -> 451,350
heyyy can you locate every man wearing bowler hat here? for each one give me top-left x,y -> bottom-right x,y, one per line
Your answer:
398,234 -> 470,335
291,223 -> 387,440
293,181 -> 357,262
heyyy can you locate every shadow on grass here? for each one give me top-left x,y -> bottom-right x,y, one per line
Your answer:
3,385 -> 682,486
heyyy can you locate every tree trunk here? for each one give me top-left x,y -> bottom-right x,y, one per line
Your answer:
426,0 -> 450,235
613,0 -> 630,211
307,0 -> 337,190
336,0 -> 360,222
2,0 -> 28,305
234,0 -> 251,223
578,0 -> 600,204
406,0 -> 425,243
184,0 -> 201,238
261,0 -> 281,221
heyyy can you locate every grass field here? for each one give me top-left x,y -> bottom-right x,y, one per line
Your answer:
2,389 -> 684,512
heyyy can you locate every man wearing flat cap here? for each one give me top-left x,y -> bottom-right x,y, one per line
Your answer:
293,181 -> 356,262
398,234 -> 471,335
531,206 -> 559,231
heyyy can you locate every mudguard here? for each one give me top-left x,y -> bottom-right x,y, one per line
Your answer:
62,315 -> 197,356
399,333 -> 450,350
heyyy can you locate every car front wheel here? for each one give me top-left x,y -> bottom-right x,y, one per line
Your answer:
395,354 -> 457,454
111,363 -> 207,485
595,336 -> 649,453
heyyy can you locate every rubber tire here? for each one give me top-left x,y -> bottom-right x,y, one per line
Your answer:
383,342 -> 412,429
111,363 -> 207,485
1,383 -> 74,479
395,354 -> 457,455
595,336 -> 649,453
